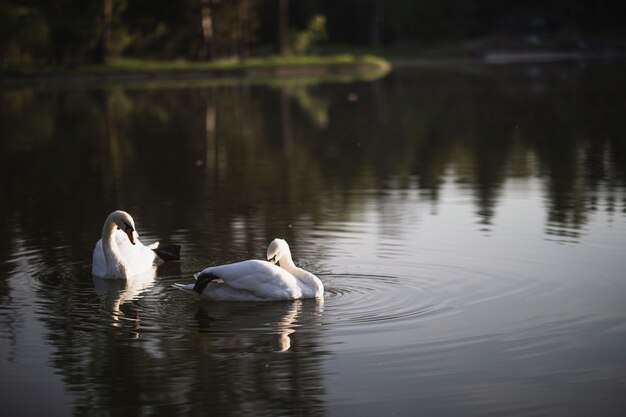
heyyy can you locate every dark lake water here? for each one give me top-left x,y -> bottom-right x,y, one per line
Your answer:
1,61 -> 626,416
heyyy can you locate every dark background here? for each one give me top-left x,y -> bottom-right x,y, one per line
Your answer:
1,0 -> 625,67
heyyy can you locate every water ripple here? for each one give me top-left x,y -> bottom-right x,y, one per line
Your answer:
321,273 -> 447,329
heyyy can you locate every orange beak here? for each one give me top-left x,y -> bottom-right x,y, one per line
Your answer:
124,227 -> 136,245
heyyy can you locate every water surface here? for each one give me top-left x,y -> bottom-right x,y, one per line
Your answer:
1,62 -> 625,416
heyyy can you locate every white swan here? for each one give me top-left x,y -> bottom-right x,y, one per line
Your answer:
92,210 -> 178,279
175,238 -> 324,301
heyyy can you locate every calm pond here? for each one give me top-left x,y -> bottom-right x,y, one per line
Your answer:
1,62 -> 625,416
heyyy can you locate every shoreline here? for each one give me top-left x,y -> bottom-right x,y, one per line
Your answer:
0,55 -> 391,87
2,48 -> 623,88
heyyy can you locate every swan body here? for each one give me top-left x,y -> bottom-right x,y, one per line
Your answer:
175,238 -> 324,301
92,210 -> 159,279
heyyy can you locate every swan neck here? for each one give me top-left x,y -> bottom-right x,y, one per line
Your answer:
102,219 -> 124,270
279,255 -> 324,297
278,254 -> 297,273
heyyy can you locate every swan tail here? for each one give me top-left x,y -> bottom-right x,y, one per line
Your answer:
192,269 -> 210,280
173,283 -> 196,294
174,272 -> 219,295
192,271 -> 220,294
153,244 -> 181,261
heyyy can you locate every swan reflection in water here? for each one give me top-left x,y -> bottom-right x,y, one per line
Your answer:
92,269 -> 157,338
189,297 -> 324,352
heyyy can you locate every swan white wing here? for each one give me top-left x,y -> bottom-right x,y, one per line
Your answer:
92,239 -> 108,277
115,231 -> 157,275
201,260 -> 303,300
201,284 -> 276,301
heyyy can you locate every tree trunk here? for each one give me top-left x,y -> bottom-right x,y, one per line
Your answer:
94,0 -> 113,64
278,0 -> 289,55
370,0 -> 383,48
199,0 -> 215,60
238,0 -> 249,60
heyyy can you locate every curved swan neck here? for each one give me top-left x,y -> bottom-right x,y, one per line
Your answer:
279,255 -> 324,297
278,253 -> 297,273
102,218 -> 126,274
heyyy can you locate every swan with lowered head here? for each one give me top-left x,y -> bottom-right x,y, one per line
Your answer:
175,238 -> 324,301
92,210 -> 180,279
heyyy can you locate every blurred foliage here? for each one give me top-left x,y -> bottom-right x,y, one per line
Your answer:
291,14 -> 327,55
0,2 -> 50,67
1,0 -> 625,68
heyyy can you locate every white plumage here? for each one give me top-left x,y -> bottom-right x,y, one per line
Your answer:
175,238 -> 324,301
92,210 -> 159,279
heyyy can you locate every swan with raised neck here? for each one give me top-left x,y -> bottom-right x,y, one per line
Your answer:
92,210 -> 159,279
101,210 -> 136,277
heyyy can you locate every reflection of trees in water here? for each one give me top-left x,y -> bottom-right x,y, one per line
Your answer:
1,64 -> 625,252
367,64 -> 625,235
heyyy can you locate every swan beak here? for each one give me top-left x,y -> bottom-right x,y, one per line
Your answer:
124,227 -> 136,245
267,255 -> 277,264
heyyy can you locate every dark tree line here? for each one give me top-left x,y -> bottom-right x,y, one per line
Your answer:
1,0 -> 625,67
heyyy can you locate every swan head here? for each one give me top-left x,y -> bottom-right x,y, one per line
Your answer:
107,210 -> 137,245
266,238 -> 290,265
